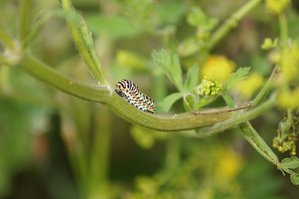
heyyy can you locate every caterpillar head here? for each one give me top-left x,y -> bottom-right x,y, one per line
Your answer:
115,82 -> 125,97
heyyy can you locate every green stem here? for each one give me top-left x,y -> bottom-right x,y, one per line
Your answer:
60,107 -> 90,199
68,145 -> 89,199
0,25 -> 15,49
61,0 -> 108,85
239,122 -> 279,165
20,53 -> 250,132
0,66 -> 12,94
278,13 -> 288,46
165,136 -> 180,170
252,66 -> 277,107
207,0 -> 262,50
89,111 -> 111,198
18,53 -> 278,133
19,0 -> 31,46
0,55 -> 12,66
195,94 -> 276,137
20,53 -> 111,103
22,12 -> 53,48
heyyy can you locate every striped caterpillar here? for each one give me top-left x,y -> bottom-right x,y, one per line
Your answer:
115,79 -> 156,113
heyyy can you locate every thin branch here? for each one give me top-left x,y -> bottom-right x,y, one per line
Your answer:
19,0 -> 31,45
0,55 -> 12,66
20,54 -> 111,103
207,0 -> 262,50
252,66 -> 277,106
239,122 -> 279,165
0,25 -> 15,49
192,102 -> 252,115
20,53 -> 255,132
61,0 -> 108,85
279,14 -> 288,45
195,94 -> 276,137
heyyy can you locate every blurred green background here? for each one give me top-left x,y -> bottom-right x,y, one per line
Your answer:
0,0 -> 299,199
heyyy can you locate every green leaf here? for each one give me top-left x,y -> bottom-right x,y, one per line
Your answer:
187,7 -> 218,30
222,93 -> 235,108
152,49 -> 183,91
290,173 -> 299,185
183,94 -> 197,111
278,116 -> 293,134
281,156 -> 299,169
177,37 -> 199,57
204,18 -> 218,30
224,67 -> 251,91
184,64 -> 199,91
158,92 -> 183,112
187,7 -> 207,27
195,96 -> 218,109
61,2 -> 107,84
157,1 -> 187,25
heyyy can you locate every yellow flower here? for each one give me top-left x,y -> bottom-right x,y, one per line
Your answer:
277,87 -> 299,109
199,78 -> 222,96
215,147 -> 243,181
280,44 -> 299,84
266,0 -> 290,15
201,55 -> 235,83
234,73 -> 264,99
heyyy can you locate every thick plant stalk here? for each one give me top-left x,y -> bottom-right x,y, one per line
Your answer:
19,53 -> 267,132
195,95 -> 275,137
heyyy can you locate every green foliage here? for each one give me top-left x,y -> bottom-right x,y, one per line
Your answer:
152,49 -> 183,91
86,15 -> 140,39
130,126 -> 168,149
239,158 -> 285,199
121,0 -> 187,31
0,99 -> 43,195
281,156 -> 299,169
261,38 -> 278,50
156,1 -> 187,25
290,174 -> 299,185
220,67 -> 251,107
223,67 -> 251,92
121,0 -> 156,31
187,7 -> 218,31
183,93 -> 197,111
290,173 -> 299,185
280,156 -> 299,185
177,37 -> 200,57
129,144 -> 286,199
158,92 -> 184,112
62,0 -> 107,84
184,64 -> 199,91
222,94 -> 235,108
1,0 -> 299,198
153,54 -> 201,112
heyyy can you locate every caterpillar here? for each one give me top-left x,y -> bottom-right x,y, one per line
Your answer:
115,79 -> 156,113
